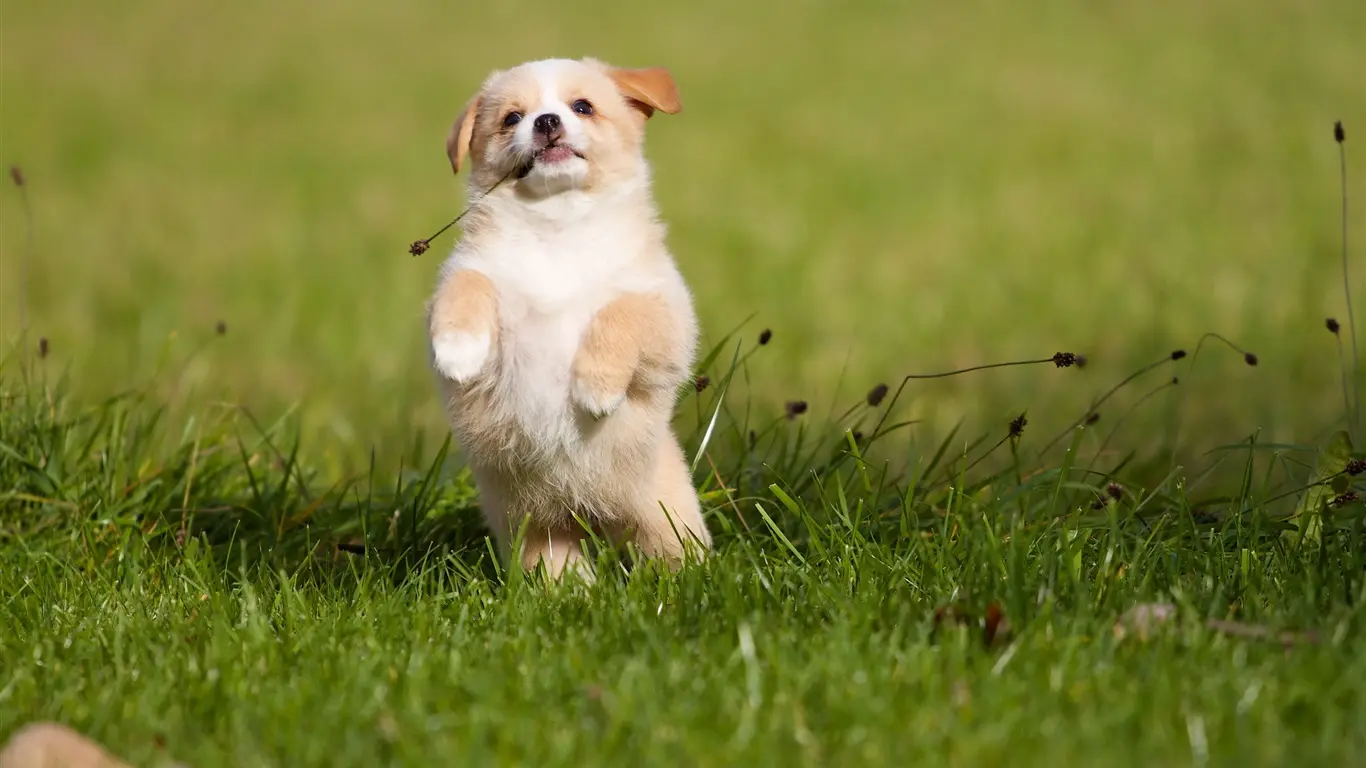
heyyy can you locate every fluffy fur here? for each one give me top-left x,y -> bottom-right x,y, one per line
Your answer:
426,57 -> 711,580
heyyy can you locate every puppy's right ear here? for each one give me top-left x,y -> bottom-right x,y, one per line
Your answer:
446,95 -> 482,175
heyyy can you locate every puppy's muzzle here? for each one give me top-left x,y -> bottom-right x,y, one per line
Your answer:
518,112 -> 582,178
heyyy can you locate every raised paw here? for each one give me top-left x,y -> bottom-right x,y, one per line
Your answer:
432,331 -> 492,383
570,345 -> 637,418
571,373 -> 629,419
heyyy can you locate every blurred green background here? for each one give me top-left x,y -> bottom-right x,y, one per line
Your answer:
2,0 -> 1363,466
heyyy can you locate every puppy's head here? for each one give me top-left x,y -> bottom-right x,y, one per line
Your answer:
446,58 -> 681,196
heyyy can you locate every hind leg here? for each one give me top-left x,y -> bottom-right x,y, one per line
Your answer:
518,520 -> 595,582
608,434 -> 711,566
471,466 -> 594,582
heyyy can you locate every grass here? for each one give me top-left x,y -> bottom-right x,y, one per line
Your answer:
4,0 -> 1366,764
3,0 -> 1364,459
4,366 -> 1366,767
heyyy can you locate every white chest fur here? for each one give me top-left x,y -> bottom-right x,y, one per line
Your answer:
438,188 -> 679,460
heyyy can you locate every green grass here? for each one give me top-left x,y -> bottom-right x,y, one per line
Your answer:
3,366 -> 1366,766
3,0 -> 1364,458
5,0 -> 1366,764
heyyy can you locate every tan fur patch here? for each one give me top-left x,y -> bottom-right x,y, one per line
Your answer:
518,522 -> 594,580
429,269 -> 499,342
571,292 -> 681,408
602,434 -> 710,566
446,96 -> 483,175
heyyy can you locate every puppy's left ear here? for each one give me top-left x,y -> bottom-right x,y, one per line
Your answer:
607,66 -> 682,120
446,95 -> 482,175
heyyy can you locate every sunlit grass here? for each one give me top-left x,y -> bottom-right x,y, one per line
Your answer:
3,344 -> 1366,765
2,0 -> 1363,462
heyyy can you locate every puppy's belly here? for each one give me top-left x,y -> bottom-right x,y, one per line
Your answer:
449,307 -> 652,480
496,309 -> 586,455
445,318 -> 662,525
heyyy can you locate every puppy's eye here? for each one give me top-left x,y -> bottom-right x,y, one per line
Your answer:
502,111 -> 523,128
571,99 -> 594,117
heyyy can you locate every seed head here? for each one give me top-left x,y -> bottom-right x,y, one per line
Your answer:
758,329 -> 772,346
1052,352 -> 1077,368
785,400 -> 808,419
1335,121 -> 1346,144
1332,491 -> 1359,507
215,320 -> 227,336
1346,459 -> 1366,476
1008,414 -> 1027,438
1106,482 -> 1124,500
1075,354 -> 1088,369
9,166 -> 24,187
409,239 -> 430,256
37,337 -> 49,359
866,383 -> 889,407
1327,318 -> 1341,335
852,430 -> 865,443
1243,352 -> 1258,366
693,374 -> 710,393
1084,412 -> 1101,426
1170,349 -> 1187,361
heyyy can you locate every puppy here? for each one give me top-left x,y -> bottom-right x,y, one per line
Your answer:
426,57 -> 711,580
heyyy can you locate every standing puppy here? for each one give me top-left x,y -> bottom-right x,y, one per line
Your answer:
427,58 -> 711,579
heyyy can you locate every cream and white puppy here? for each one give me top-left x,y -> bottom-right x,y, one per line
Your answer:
426,57 -> 711,579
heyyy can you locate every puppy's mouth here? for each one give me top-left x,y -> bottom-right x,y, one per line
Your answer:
537,144 -> 583,163
517,143 -> 586,177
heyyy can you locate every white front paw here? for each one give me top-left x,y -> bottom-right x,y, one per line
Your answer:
432,331 -> 491,383
571,377 -> 627,419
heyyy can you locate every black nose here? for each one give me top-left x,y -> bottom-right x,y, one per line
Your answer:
532,113 -> 561,135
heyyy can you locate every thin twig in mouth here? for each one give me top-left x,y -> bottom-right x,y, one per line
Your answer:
408,164 -> 524,256
409,141 -> 586,255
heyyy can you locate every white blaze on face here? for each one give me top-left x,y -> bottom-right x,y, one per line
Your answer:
510,60 -> 592,184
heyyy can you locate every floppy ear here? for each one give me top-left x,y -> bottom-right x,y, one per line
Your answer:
606,66 -> 682,120
446,95 -> 482,175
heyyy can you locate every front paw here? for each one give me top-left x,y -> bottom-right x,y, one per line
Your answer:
432,331 -> 492,383
571,374 -> 628,419
570,351 -> 634,418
